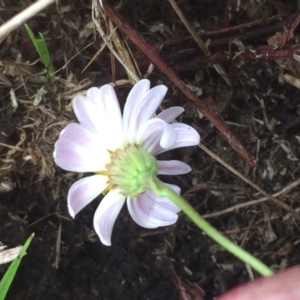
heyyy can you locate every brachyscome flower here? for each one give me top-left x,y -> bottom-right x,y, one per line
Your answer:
53,79 -> 200,245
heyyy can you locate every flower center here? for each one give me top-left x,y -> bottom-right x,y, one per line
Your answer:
105,144 -> 158,197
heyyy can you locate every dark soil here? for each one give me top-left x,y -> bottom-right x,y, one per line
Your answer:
1,1 -> 300,299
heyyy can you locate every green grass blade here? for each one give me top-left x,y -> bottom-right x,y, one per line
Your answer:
37,32 -> 55,75
24,24 -> 55,76
0,233 -> 34,300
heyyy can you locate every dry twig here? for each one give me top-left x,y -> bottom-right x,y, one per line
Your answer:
203,178 -> 300,218
168,0 -> 231,86
199,144 -> 300,220
0,0 -> 56,39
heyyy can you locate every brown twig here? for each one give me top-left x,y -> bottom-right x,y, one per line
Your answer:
172,45 -> 300,72
100,44 -> 300,78
100,0 -> 256,166
203,178 -> 300,219
168,0 -> 231,86
208,13 -> 300,49
204,14 -> 294,36
199,144 -> 300,221
278,14 -> 300,47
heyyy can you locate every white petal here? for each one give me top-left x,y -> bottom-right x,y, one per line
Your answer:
73,95 -> 106,135
152,123 -> 200,155
168,123 -> 200,148
136,118 -> 176,150
157,106 -> 184,123
86,87 -> 101,100
125,85 -> 168,143
157,160 -> 191,175
67,175 -> 108,218
87,85 -> 123,150
93,189 -> 126,246
53,123 -> 110,172
123,79 -> 150,136
127,188 -> 179,228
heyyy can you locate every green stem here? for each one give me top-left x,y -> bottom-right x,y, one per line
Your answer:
148,177 -> 273,277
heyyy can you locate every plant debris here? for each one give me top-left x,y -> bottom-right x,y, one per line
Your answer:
1,0 -> 300,299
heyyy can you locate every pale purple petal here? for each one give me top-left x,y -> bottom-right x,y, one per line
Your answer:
164,182 -> 181,195
126,85 -> 168,143
136,118 -> 176,150
93,189 -> 126,246
86,85 -> 123,150
73,95 -> 105,134
169,123 -> 200,148
53,123 -> 110,172
152,123 -> 200,155
157,160 -> 191,175
157,107 -> 184,123
67,175 -> 108,218
86,87 -> 100,100
152,183 -> 181,213
123,79 -> 150,136
127,188 -> 179,228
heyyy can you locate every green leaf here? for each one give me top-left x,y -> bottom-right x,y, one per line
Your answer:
24,24 -> 55,76
0,233 -> 34,300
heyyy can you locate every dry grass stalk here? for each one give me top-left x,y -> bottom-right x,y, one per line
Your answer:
0,0 -> 56,39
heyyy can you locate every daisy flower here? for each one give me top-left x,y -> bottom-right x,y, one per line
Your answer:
53,79 -> 200,245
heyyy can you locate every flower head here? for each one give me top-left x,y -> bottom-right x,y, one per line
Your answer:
54,79 -> 200,245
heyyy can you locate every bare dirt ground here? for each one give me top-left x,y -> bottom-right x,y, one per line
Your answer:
1,0 -> 300,299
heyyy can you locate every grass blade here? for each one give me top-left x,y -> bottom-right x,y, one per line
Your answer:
24,24 -> 55,76
0,233 -> 34,300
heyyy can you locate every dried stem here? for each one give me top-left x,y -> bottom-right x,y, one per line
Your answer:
199,144 -> 300,221
0,0 -> 55,38
168,0 -> 231,86
203,178 -> 300,218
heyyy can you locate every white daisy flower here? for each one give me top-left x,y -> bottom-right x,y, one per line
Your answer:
53,79 -> 200,245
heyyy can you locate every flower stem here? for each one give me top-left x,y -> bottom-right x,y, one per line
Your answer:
148,177 -> 273,277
